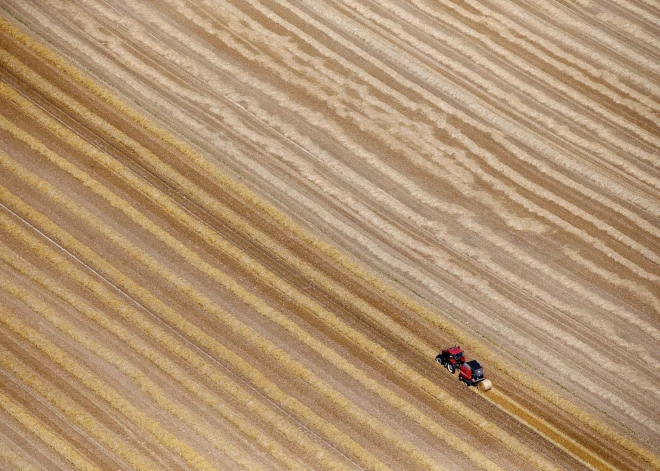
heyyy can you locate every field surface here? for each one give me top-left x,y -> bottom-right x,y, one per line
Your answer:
0,0 -> 659,470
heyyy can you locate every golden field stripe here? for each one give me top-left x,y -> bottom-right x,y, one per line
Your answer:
485,390 -> 615,471
0,122 -> 448,471
0,309 -> 220,471
0,437 -> 41,471
1,13 -> 656,468
0,90 -> 553,470
0,276 -> 266,471
0,388 -> 101,471
12,22 -> 657,416
12,0 -> 656,358
0,54 -> 638,470
108,0 -> 660,224
0,341 -> 159,471
0,193 -> 391,470
0,241 -> 331,471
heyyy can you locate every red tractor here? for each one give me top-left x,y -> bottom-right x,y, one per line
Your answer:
435,346 -> 465,374
436,346 -> 492,391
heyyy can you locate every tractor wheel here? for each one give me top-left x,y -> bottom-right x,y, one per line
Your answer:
447,364 -> 455,374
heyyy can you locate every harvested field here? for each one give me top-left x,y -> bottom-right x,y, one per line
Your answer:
0,0 -> 658,469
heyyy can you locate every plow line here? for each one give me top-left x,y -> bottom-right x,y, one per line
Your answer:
0,15 -> 656,467
0,381 -> 101,471
0,277 -> 268,471
0,92 -> 556,470
0,233 -> 344,471
0,307 -> 222,471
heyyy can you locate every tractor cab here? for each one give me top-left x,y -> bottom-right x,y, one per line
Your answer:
435,346 -> 466,373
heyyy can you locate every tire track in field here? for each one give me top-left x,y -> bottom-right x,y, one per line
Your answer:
0,71 -> 628,471
0,222 -> 354,471
0,71 -> 626,471
0,276 -> 270,471
0,98 -> 501,470
2,9 -> 656,470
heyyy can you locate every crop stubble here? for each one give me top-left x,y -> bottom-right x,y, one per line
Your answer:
0,1 -> 658,471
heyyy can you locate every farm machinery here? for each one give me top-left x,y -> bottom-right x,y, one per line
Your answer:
436,346 -> 492,391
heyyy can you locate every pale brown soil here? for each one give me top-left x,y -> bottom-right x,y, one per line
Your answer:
0,1 -> 658,470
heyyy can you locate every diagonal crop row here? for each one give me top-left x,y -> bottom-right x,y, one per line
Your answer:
0,435 -> 41,471
0,275 -> 270,471
0,67 -> 648,469
0,189 -> 390,469
1,15 -> 655,466
0,337 -> 160,471
0,86 -> 556,470
0,385 -> 101,471
0,124 -> 448,471
0,307 -> 221,471
0,231 -> 344,471
0,65 -> 636,470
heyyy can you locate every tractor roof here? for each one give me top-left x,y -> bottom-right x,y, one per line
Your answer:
447,346 -> 463,355
466,360 -> 482,369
